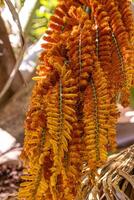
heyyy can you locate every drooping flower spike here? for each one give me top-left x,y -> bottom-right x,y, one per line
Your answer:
18,0 -> 134,199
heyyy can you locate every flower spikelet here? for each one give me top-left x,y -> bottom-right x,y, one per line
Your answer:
83,65 -> 110,171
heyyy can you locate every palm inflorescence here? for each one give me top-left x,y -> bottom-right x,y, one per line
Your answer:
18,0 -> 134,199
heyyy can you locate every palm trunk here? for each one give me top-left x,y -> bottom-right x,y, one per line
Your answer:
0,14 -> 23,104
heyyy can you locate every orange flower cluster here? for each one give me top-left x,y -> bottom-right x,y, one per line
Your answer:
18,0 -> 134,199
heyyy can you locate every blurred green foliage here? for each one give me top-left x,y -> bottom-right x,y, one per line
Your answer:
30,0 -> 57,41
0,0 -> 4,7
20,0 -> 25,6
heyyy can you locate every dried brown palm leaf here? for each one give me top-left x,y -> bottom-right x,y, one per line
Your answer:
79,144 -> 134,200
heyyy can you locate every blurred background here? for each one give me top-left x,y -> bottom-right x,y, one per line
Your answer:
0,0 -> 133,199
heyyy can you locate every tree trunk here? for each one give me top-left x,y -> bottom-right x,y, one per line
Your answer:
0,14 -> 23,104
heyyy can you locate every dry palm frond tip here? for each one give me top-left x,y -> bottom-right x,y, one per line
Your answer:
18,0 -> 134,199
